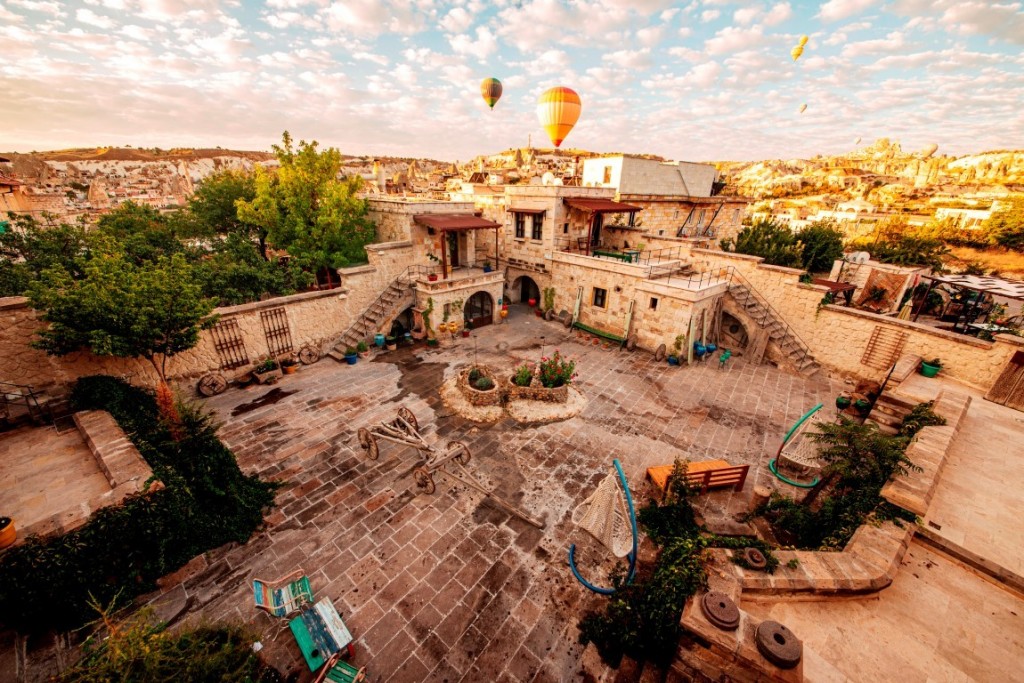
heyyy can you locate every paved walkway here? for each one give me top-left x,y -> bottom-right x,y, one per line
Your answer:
744,541 -> 1024,683
171,308 -> 840,682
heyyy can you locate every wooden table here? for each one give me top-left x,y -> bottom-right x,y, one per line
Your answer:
289,599 -> 355,672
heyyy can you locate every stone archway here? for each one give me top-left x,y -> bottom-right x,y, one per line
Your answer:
721,312 -> 749,351
465,291 -> 494,328
512,275 -> 541,304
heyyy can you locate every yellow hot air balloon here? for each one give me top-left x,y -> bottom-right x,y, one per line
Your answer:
791,45 -> 804,61
480,77 -> 502,110
537,86 -> 581,148
799,103 -> 807,114
922,143 -> 938,158
799,35 -> 809,47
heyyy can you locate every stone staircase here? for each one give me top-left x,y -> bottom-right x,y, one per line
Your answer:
327,273 -> 415,362
727,281 -> 821,377
866,392 -> 917,435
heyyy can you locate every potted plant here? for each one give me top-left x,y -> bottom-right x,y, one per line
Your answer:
512,363 -> 533,387
343,347 -> 358,365
427,252 -> 440,281
528,297 -> 537,307
280,356 -> 299,374
385,336 -> 397,351
920,358 -> 942,378
835,394 -> 852,412
253,358 -> 280,384
0,516 -> 16,549
483,260 -> 493,273
426,338 -> 439,348
854,398 -> 872,416
428,273 -> 439,282
462,320 -> 472,338
667,334 -> 684,366
356,341 -> 370,359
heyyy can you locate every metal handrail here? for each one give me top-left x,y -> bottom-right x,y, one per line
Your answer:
0,380 -> 49,426
727,268 -> 814,364
338,265 -> 427,346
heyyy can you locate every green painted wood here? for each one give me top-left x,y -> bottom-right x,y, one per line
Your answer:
572,321 -> 625,343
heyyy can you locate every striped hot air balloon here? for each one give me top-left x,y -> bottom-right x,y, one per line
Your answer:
798,35 -> 809,47
791,45 -> 804,61
799,103 -> 807,113
536,86 -> 581,148
480,78 -> 502,110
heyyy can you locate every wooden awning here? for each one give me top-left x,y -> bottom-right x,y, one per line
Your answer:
507,207 -> 546,214
413,214 -> 502,231
564,197 -> 642,213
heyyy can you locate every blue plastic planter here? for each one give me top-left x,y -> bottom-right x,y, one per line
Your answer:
344,354 -> 358,365
667,356 -> 680,366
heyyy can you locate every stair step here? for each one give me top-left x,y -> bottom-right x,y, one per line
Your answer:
875,394 -> 919,411
327,350 -> 347,363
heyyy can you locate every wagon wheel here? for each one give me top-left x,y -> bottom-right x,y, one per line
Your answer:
357,428 -> 379,460
397,407 -> 418,432
625,334 -> 638,351
654,343 -> 667,361
298,345 -> 320,365
413,467 -> 436,494
447,440 -> 471,466
544,309 -> 555,321
197,373 -> 228,397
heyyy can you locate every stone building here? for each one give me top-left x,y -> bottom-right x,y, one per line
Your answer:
580,155 -> 751,244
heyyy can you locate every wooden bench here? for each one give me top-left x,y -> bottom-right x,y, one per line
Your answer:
646,460 -> 750,494
572,321 -> 625,344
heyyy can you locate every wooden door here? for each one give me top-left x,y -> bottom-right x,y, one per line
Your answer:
986,350 -> 1024,411
465,292 -> 493,328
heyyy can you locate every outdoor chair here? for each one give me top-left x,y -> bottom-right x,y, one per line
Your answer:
314,653 -> 367,683
253,568 -> 313,620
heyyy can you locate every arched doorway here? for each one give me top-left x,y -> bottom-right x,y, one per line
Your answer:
721,312 -> 749,351
465,291 -> 494,328
513,275 -> 540,304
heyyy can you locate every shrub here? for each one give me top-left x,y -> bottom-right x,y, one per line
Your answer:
59,604 -> 280,683
468,367 -> 481,383
474,376 -> 495,391
356,341 -> 368,353
512,363 -> 533,387
796,221 -> 845,273
722,218 -> 802,268
898,401 -> 946,438
254,358 -> 278,372
537,350 -> 577,388
344,346 -> 357,355
0,376 -> 275,633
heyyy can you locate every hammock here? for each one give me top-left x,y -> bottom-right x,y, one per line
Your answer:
567,459 -> 638,594
769,403 -> 823,488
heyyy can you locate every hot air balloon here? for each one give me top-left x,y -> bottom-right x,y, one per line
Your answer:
537,86 -> 581,148
798,35 -> 809,47
855,137 -> 862,145
480,78 -> 502,110
799,103 -> 807,114
791,45 -> 804,61
921,143 -> 938,158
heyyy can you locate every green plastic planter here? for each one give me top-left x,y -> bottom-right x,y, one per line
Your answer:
920,362 -> 941,378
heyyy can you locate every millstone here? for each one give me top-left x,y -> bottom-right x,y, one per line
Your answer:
755,620 -> 802,669
700,591 -> 740,631
654,343 -> 666,361
743,547 -> 767,570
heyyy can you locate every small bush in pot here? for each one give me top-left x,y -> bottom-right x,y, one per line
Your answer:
513,363 -> 534,387
344,347 -> 358,365
474,376 -> 495,391
538,350 -> 577,388
468,368 -> 482,383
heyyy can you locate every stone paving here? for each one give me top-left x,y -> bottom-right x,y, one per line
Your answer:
0,423 -> 109,537
160,307 -> 840,682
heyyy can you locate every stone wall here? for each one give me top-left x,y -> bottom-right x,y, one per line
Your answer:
0,241 -> 415,393
619,195 -> 747,245
547,252 -> 647,338
413,272 -> 504,337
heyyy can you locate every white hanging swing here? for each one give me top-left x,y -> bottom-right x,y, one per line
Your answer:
568,459 -> 638,594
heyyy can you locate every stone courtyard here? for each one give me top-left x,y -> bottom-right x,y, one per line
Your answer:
149,306 -> 841,682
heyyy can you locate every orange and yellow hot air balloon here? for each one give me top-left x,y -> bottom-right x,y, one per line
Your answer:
791,45 -> 804,61
480,78 -> 502,110
799,35 -> 809,47
799,103 -> 807,114
537,86 -> 581,148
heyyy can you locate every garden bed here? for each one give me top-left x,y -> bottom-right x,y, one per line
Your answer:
506,374 -> 569,403
457,366 -> 502,407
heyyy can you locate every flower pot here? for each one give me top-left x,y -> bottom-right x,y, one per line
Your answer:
253,368 -> 280,385
500,309 -> 508,319
920,362 -> 941,378
428,274 -> 438,282
835,396 -> 852,411
374,333 -> 386,348
667,356 -> 680,366
483,265 -> 492,273
344,353 -> 358,365
462,330 -> 471,338
528,298 -> 537,307
426,338 -> 439,348
535,308 -> 543,317
358,351 -> 370,359
386,343 -> 397,351
0,517 -> 16,549
282,364 -> 298,375
854,398 -> 871,415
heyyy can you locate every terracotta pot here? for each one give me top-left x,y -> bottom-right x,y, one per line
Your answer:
0,518 -> 16,549
282,364 -> 298,374
500,309 -> 508,318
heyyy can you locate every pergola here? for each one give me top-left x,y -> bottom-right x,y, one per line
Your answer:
412,213 -> 502,281
563,197 -> 643,248
913,273 -> 1024,333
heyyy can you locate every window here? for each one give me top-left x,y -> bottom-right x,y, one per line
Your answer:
649,297 -> 658,310
514,213 -> 526,239
733,208 -> 740,223
603,166 -> 612,183
592,287 -> 607,308
563,222 -> 569,234
697,209 -> 706,226
531,214 -> 543,240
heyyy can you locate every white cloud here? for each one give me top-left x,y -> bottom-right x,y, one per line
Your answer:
892,0 -> 1024,45
604,48 -> 652,69
449,26 -> 497,57
733,6 -> 760,25
440,7 -> 473,33
636,25 -> 665,47
841,30 -> 906,58
10,0 -> 62,15
75,8 -> 114,29
763,2 -> 792,26
705,25 -> 764,54
818,0 -> 879,22
701,9 -> 720,22
0,4 -> 24,23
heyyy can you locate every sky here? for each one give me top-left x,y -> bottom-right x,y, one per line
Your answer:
1,0 -> 1023,162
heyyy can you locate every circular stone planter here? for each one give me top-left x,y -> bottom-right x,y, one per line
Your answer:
506,374 -> 569,404
458,367 -> 502,407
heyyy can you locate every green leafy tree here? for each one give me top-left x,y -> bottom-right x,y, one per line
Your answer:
236,132 -> 375,286
96,201 -> 187,264
982,195 -> 1024,251
796,220 -> 845,273
187,169 -> 268,258
0,215 -> 90,296
27,249 -> 216,385
722,218 -> 802,268
194,232 -> 310,306
864,234 -> 949,270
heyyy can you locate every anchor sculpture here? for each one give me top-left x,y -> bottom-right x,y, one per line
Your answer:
356,408 -> 545,529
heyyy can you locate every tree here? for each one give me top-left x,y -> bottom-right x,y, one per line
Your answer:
193,232 -> 310,306
722,218 -> 802,268
28,249 -> 216,385
96,201 -> 187,264
0,215 -> 90,296
982,195 -> 1024,251
186,169 -> 267,258
236,132 -> 375,286
796,220 -> 845,273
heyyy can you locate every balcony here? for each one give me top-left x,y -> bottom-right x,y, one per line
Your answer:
412,265 -> 505,292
